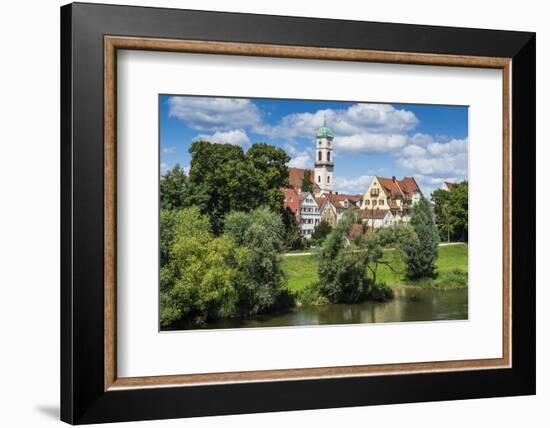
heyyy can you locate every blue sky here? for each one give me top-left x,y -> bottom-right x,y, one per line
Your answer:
160,95 -> 468,196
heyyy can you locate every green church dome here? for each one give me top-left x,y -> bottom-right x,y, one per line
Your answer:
316,119 -> 333,138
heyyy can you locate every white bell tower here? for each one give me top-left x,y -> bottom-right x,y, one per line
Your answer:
314,118 -> 334,195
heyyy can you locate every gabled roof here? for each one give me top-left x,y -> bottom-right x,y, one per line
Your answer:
376,176 -> 422,199
315,197 -> 328,211
377,176 -> 403,198
399,176 -> 422,197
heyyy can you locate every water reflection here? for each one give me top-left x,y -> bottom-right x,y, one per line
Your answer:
178,287 -> 468,330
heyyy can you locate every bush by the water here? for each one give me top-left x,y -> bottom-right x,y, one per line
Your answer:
413,268 -> 468,289
160,206 -> 294,329
317,212 -> 410,304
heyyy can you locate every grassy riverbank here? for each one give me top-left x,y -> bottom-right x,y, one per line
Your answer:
281,243 -> 468,292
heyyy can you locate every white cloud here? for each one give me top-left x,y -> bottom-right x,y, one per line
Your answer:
168,97 -> 262,131
193,129 -> 251,148
426,138 -> 467,155
161,146 -> 176,154
408,133 -> 434,145
334,133 -> 407,154
334,175 -> 373,194
288,153 -> 313,169
402,144 -> 426,157
266,104 -> 418,141
398,137 -> 468,178
285,144 -> 313,168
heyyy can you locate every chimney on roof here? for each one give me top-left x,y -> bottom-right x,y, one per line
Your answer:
392,176 -> 396,182
335,191 -> 339,195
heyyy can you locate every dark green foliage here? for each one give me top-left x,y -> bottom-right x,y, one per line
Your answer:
224,207 -> 291,317
318,212 -> 414,304
186,141 -> 290,234
301,169 -> 313,193
317,213 -> 370,303
159,207 -> 242,328
282,207 -> 302,250
364,282 -> 394,302
311,220 -> 332,242
431,181 -> 468,242
160,164 -> 190,210
295,282 -> 329,306
404,197 -> 440,279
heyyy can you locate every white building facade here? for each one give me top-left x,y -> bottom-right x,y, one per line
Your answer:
299,192 -> 321,238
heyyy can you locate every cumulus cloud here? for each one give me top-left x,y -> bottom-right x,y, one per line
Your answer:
334,175 -> 373,194
266,104 -> 418,141
408,133 -> 434,145
168,97 -> 262,131
288,153 -> 313,169
402,144 -> 426,157
193,129 -> 251,148
398,137 -> 468,178
335,133 -> 407,154
285,143 -> 314,169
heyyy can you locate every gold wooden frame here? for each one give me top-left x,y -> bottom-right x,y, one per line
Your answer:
104,36 -> 512,391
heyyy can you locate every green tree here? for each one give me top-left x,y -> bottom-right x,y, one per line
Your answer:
317,212 -> 363,303
311,220 -> 332,242
450,181 -> 468,241
282,207 -> 302,250
439,201 -> 457,242
224,207 -> 291,316
302,169 -> 313,193
160,207 -> 242,328
404,197 -> 440,279
431,181 -> 468,242
160,164 -> 189,210
187,141 -> 290,234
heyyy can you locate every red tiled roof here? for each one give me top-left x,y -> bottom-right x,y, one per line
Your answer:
377,177 -> 403,198
315,197 -> 328,211
287,167 -> 319,192
282,187 -> 300,215
377,176 -> 422,199
399,176 -> 422,197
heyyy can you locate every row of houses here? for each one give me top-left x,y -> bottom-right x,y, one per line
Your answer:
282,167 -> 424,239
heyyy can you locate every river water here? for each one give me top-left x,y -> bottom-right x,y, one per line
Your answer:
201,287 -> 468,330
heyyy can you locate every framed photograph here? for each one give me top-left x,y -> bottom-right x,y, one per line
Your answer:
61,2 -> 535,424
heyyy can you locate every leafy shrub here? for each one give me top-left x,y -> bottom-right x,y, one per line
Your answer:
365,282 -> 394,302
295,282 -> 329,306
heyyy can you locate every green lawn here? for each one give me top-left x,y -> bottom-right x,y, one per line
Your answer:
281,254 -> 321,292
281,243 -> 468,292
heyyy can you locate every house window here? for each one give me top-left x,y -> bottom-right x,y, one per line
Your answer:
327,152 -> 331,162
379,199 -> 384,205
327,175 -> 330,183
318,151 -> 322,161
373,200 -> 377,206
318,175 -> 321,183
366,200 -> 370,205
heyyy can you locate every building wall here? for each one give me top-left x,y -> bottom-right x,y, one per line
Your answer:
300,194 -> 321,238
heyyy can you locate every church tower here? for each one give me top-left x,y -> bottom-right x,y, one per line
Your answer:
314,118 -> 334,194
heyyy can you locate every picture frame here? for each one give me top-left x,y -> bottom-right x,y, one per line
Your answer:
61,2 -> 535,424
